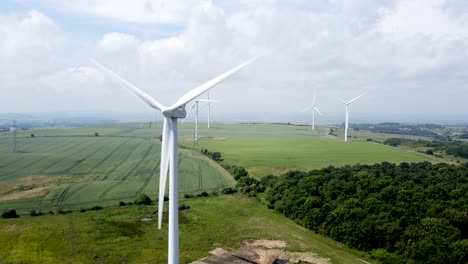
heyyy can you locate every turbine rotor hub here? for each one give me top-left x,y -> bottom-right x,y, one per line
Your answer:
162,106 -> 187,118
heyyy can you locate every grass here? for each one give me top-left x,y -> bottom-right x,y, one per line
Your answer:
0,194 -> 375,264
0,128 -> 233,213
180,125 -> 445,178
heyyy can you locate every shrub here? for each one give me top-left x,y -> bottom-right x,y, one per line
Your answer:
94,132 -> 99,137
89,206 -> 103,211
119,201 -> 126,206
183,194 -> 192,199
30,133 -> 35,137
201,191 -> 209,197
367,138 -> 373,142
135,194 -> 152,205
30,209 -> 42,216
2,209 -> 19,218
80,208 -> 87,212
221,187 -> 237,194
178,204 -> 190,211
425,149 -> 434,155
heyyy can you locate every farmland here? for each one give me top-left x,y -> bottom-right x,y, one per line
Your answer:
0,194 -> 375,264
0,125 -> 231,213
178,123 -> 446,177
0,122 -> 448,211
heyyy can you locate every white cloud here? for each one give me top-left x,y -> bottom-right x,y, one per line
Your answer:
98,32 -> 139,53
1,1 -> 468,119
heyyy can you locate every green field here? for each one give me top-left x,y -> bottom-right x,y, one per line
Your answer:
0,194 -> 374,264
178,124 -> 445,177
0,122 -> 446,211
0,125 -> 232,212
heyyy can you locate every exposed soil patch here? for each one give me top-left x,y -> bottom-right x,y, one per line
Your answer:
192,239 -> 330,264
0,175 -> 96,201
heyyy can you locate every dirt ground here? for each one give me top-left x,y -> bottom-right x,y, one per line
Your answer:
0,175 -> 96,201
192,239 -> 331,264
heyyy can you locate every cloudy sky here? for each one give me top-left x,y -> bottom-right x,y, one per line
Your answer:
1,0 -> 467,122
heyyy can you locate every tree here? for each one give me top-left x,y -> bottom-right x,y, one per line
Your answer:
135,194 -> 152,205
2,209 -> 19,218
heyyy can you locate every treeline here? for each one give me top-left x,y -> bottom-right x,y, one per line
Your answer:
384,138 -> 468,159
351,122 -> 441,137
258,162 -> 468,264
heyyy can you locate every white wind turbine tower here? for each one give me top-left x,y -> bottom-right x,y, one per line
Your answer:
337,91 -> 367,142
206,91 -> 218,128
302,90 -> 322,130
91,57 -> 258,264
183,97 -> 217,142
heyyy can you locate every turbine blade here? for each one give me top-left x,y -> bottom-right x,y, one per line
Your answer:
302,104 -> 314,112
158,118 -> 171,229
90,58 -> 165,110
169,56 -> 259,110
314,106 -> 323,115
312,89 -> 317,105
347,91 -> 368,104
337,98 -> 347,105
196,99 -> 218,103
181,102 -> 197,123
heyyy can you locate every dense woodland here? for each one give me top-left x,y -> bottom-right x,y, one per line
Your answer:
255,162 -> 468,264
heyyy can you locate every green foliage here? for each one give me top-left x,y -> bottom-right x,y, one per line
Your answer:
135,194 -> 152,205
221,187 -> 237,194
229,166 -> 248,180
0,195 -> 373,264
2,209 -> 19,218
264,162 -> 468,264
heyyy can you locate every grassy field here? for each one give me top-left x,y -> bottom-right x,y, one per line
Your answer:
0,122 -> 447,211
0,125 -> 232,213
179,124 -> 446,178
0,194 -> 375,264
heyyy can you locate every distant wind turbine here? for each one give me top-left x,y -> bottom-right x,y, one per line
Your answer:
183,98 -> 218,142
337,91 -> 367,142
91,57 -> 258,264
302,90 -> 322,130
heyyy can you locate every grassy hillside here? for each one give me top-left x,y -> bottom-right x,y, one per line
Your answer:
0,195 -> 375,264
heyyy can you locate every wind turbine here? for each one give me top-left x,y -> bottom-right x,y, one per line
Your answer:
302,90 -> 322,130
337,91 -> 367,142
206,91 -> 215,128
91,57 -> 258,264
183,98 -> 217,142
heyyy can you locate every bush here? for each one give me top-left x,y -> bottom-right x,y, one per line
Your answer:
367,138 -> 373,142
135,194 -> 153,205
94,132 -> 99,137
30,133 -> 35,137
30,209 -> 42,216
57,209 -> 72,214
89,206 -> 103,211
178,204 -> 190,211
201,191 -> 209,197
211,152 -> 222,161
119,201 -> 126,206
2,209 -> 19,218
183,194 -> 192,199
221,187 -> 237,194
80,208 -> 87,212
425,149 -> 434,155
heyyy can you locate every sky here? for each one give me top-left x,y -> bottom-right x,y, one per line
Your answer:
0,0 -> 467,123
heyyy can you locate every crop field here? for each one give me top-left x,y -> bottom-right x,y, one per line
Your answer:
0,126 -> 232,212
178,123 -> 446,177
0,195 -> 374,264
0,122 -> 447,211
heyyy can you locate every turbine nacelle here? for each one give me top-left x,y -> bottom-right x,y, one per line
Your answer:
163,106 -> 187,119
